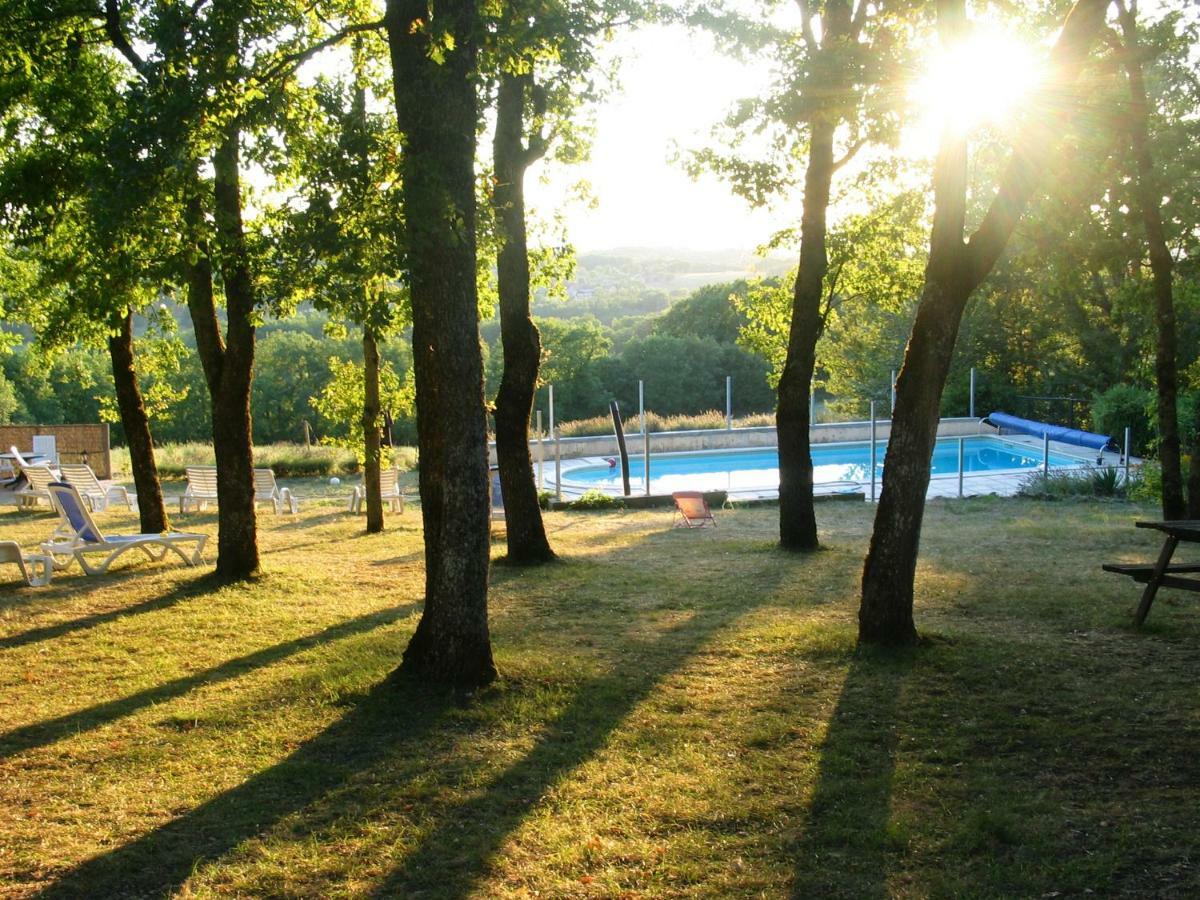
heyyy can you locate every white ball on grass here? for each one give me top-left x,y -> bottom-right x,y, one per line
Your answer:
329,476 -> 341,486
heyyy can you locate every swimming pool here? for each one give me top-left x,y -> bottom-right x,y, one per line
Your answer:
558,435 -> 1089,496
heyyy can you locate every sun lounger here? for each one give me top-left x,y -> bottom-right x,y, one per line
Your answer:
672,491 -> 716,528
16,464 -> 58,510
254,468 -> 298,514
59,463 -> 137,513
348,467 -> 404,514
41,482 -> 206,575
0,541 -> 53,586
180,466 -> 219,513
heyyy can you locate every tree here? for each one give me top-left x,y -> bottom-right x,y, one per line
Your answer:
386,0 -> 496,685
269,36 -> 409,533
859,0 -> 1111,646
694,0 -> 909,551
0,26 -> 172,534
1112,0 -> 1184,519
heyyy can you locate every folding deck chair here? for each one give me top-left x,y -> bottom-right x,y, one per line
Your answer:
672,491 -> 716,528
42,482 -> 207,575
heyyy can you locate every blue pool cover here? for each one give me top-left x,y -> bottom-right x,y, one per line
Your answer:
986,411 -> 1113,451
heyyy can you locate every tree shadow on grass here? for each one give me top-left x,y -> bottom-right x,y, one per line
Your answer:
38,538 -> 790,899
0,604 -> 418,760
0,572 -> 216,652
36,675 -> 462,899
790,646 -> 914,899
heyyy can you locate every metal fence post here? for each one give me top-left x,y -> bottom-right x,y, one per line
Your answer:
644,426 -> 651,496
890,370 -> 897,417
870,400 -> 877,503
554,428 -> 562,502
639,380 -> 645,435
958,436 -> 965,498
1042,432 -> 1050,488
726,375 -> 733,429
548,384 -> 555,435
969,367 -> 976,418
536,410 -> 544,490
1124,426 -> 1131,485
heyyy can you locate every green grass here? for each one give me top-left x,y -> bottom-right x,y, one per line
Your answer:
1,497 -> 1198,897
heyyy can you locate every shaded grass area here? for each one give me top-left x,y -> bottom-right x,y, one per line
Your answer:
0,497 -> 1198,897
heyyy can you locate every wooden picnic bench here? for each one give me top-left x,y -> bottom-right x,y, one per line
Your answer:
1103,520 -> 1200,626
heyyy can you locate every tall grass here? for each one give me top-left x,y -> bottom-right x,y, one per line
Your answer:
110,443 -> 418,479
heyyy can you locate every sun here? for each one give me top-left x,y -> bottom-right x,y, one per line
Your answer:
910,27 -> 1045,144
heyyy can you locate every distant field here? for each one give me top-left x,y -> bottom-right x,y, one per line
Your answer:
1,499 -> 1197,897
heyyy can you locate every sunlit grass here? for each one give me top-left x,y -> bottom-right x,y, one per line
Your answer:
1,496 -> 1197,896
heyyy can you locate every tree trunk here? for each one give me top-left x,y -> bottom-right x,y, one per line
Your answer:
107,310 -> 169,534
183,124 -> 259,581
387,0 -> 496,686
777,113 -> 836,552
1118,4 -> 1185,520
363,324 -> 384,534
492,72 -> 555,565
858,0 -> 1109,645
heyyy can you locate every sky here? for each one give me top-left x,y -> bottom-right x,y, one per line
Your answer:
524,24 -> 794,254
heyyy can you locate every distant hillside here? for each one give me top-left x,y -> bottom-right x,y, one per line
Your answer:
535,247 -> 793,323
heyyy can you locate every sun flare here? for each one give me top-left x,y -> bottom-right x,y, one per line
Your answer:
910,28 -> 1045,142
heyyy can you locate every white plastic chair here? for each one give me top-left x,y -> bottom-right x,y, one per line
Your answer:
31,435 -> 58,466
41,482 -> 206,575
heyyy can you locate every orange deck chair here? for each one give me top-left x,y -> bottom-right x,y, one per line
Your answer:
672,491 -> 716,528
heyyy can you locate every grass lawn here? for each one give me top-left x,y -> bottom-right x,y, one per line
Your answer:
1,494 -> 1198,897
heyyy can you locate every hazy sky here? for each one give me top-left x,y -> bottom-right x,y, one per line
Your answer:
525,24 -> 793,254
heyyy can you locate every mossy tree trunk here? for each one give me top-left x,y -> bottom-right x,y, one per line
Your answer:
492,71 -> 555,565
859,0 -> 1109,645
107,310 -> 169,534
387,0 -> 496,686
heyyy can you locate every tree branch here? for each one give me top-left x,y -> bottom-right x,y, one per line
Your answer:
831,136 -> 868,172
964,0 -> 1111,289
797,0 -> 818,50
258,19 -> 385,86
102,0 -> 150,77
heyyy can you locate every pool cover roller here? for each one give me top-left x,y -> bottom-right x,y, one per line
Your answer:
985,411 -> 1113,452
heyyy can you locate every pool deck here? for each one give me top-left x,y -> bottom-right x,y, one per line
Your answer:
541,434 -> 1133,502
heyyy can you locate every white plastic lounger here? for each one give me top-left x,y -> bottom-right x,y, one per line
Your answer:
41,482 -> 206,575
60,463 -> 137,513
348,467 -> 404,514
180,465 -> 218,513
254,468 -> 298,514
0,541 -> 53,587
17,464 -> 58,510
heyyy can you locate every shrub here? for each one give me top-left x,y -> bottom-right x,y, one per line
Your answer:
568,489 -> 621,510
110,442 -> 417,479
1017,466 -> 1130,500
555,409 -> 773,438
1091,384 -> 1153,454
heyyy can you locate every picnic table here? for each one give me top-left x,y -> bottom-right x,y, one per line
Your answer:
1103,520 -> 1200,625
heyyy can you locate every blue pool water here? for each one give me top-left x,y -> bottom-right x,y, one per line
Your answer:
561,436 -> 1086,495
